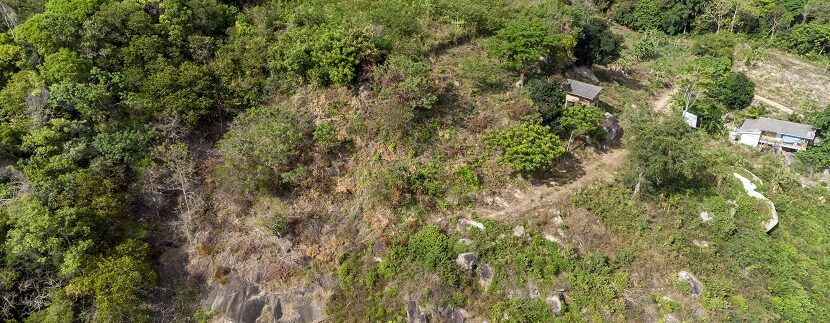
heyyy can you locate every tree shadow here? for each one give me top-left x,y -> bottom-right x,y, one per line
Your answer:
530,153 -> 587,187
594,67 -> 645,92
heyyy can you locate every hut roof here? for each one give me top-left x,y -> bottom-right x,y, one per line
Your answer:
566,79 -> 602,100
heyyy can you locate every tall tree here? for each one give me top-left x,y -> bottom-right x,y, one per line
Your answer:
491,17 -> 558,85
573,17 -> 624,66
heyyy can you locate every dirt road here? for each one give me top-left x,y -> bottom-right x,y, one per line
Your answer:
473,148 -> 628,221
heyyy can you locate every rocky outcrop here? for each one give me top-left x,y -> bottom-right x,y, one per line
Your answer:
407,300 -> 428,323
603,112 -> 622,142
441,306 -> 466,323
204,276 -> 325,323
734,173 -> 778,232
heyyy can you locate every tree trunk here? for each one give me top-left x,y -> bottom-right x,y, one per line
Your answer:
515,71 -> 525,88
769,18 -> 779,40
633,172 -> 644,199
566,132 -> 574,152
730,5 -> 739,33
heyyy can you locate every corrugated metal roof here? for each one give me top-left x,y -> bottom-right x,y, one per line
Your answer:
566,79 -> 602,100
739,117 -> 816,139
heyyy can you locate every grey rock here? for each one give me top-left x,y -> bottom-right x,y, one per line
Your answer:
526,282 -> 540,298
783,152 -> 796,168
603,112 -> 622,142
279,239 -> 293,254
692,240 -> 709,248
456,252 -> 479,271
478,263 -> 494,288
546,295 -> 563,316
678,271 -> 703,298
664,313 -> 681,323
441,306 -> 466,323
513,225 -> 525,237
407,300 -> 428,323
373,238 -> 388,262
358,84 -> 373,100
699,211 -> 714,222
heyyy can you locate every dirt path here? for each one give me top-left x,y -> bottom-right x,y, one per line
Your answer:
472,148 -> 628,221
754,94 -> 798,116
652,88 -> 676,113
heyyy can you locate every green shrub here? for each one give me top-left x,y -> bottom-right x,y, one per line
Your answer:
217,105 -> 311,194
374,55 -> 437,110
653,295 -> 680,314
491,298 -> 553,322
707,72 -> 755,111
408,225 -> 453,270
490,17 -> 559,78
527,78 -> 567,125
632,29 -> 664,61
692,32 -> 736,61
313,121 -> 336,148
269,26 -> 378,85
485,122 -> 565,175
455,165 -> 480,191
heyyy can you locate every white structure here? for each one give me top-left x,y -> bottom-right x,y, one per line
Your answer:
736,118 -> 816,151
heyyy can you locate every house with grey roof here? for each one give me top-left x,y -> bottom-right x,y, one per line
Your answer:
565,79 -> 602,106
736,117 -> 816,151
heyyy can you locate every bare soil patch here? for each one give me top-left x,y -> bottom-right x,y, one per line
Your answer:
736,49 -> 830,112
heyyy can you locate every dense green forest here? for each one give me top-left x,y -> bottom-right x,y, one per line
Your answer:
0,0 -> 828,322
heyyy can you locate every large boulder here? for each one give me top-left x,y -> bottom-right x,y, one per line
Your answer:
456,252 -> 479,271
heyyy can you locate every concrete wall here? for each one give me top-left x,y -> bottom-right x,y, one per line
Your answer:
739,131 -> 761,147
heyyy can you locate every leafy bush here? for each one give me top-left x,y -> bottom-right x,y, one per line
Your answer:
217,105 -> 311,194
559,104 -> 607,142
707,72 -> 755,111
374,55 -> 437,110
632,29 -> 664,61
573,17 -> 624,66
491,18 -> 558,78
798,141 -> 830,171
807,105 -> 830,138
785,23 -> 830,56
40,48 -> 91,84
527,78 -> 567,125
407,225 -> 453,270
313,121 -> 336,148
66,239 -> 157,323
626,114 -> 712,190
692,32 -> 737,61
485,122 -> 565,175
269,26 -> 378,85
491,298 -> 554,322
